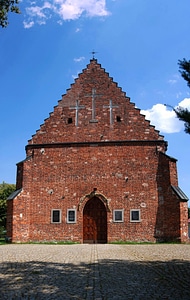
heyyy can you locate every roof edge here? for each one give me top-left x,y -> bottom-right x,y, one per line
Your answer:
171,185 -> 189,202
7,188 -> 22,200
16,155 -> 33,166
159,151 -> 177,162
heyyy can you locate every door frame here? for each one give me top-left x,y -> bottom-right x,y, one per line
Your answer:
83,196 -> 108,243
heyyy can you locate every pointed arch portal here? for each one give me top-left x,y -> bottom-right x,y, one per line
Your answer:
83,196 -> 107,244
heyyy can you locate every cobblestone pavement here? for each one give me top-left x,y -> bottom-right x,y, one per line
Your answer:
0,243 -> 190,299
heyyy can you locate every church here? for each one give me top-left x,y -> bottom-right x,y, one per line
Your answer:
7,58 -> 189,243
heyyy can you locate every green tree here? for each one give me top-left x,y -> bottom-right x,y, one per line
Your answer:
171,58 -> 190,135
0,0 -> 20,28
174,106 -> 190,134
178,58 -> 190,88
0,182 -> 15,236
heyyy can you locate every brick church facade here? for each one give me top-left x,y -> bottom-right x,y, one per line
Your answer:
7,58 -> 189,243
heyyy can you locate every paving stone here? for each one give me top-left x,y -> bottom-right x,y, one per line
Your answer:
0,244 -> 190,299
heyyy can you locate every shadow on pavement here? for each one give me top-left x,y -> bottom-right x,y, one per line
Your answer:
0,258 -> 190,299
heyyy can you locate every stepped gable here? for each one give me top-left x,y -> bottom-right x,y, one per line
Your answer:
28,59 -> 164,145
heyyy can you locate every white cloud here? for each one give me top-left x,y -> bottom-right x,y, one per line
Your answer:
26,6 -> 46,18
176,92 -> 182,99
57,19 -> 63,25
23,20 -> 35,28
168,79 -> 177,85
178,98 -> 190,110
141,98 -> 190,134
168,74 -> 179,85
72,72 -> 79,79
24,0 -> 110,27
74,56 -> 85,62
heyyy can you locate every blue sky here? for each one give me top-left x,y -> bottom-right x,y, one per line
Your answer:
0,0 -> 190,203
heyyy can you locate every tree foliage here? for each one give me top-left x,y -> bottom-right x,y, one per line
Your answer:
174,106 -> 190,134
175,58 -> 190,135
0,0 -> 20,28
178,58 -> 190,88
0,182 -> 15,235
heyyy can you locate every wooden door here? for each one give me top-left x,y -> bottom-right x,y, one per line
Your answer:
83,197 -> 107,243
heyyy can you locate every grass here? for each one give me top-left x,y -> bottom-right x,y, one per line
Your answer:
0,238 -> 6,245
13,240 -> 80,245
0,239 -> 188,246
0,239 -> 80,245
109,240 -> 188,245
109,241 -> 155,245
27,241 -> 80,245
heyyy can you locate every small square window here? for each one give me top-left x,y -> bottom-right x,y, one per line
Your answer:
51,210 -> 61,223
67,209 -> 76,223
130,209 -> 141,222
113,209 -> 124,222
116,116 -> 121,122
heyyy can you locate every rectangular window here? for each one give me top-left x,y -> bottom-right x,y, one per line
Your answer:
130,209 -> 141,222
113,209 -> 124,222
51,209 -> 61,223
67,209 -> 76,223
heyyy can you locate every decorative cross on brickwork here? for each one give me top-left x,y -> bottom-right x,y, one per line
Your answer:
103,99 -> 119,125
69,100 -> 85,126
85,88 -> 102,122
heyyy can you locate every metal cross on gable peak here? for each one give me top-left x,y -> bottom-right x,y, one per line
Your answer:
90,50 -> 98,59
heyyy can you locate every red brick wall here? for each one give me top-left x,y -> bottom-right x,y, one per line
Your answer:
9,142 -> 187,243
180,202 -> 189,242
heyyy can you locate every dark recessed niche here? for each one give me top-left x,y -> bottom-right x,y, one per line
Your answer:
68,117 -> 73,124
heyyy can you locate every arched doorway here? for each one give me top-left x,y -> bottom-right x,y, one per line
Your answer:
83,196 -> 107,243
